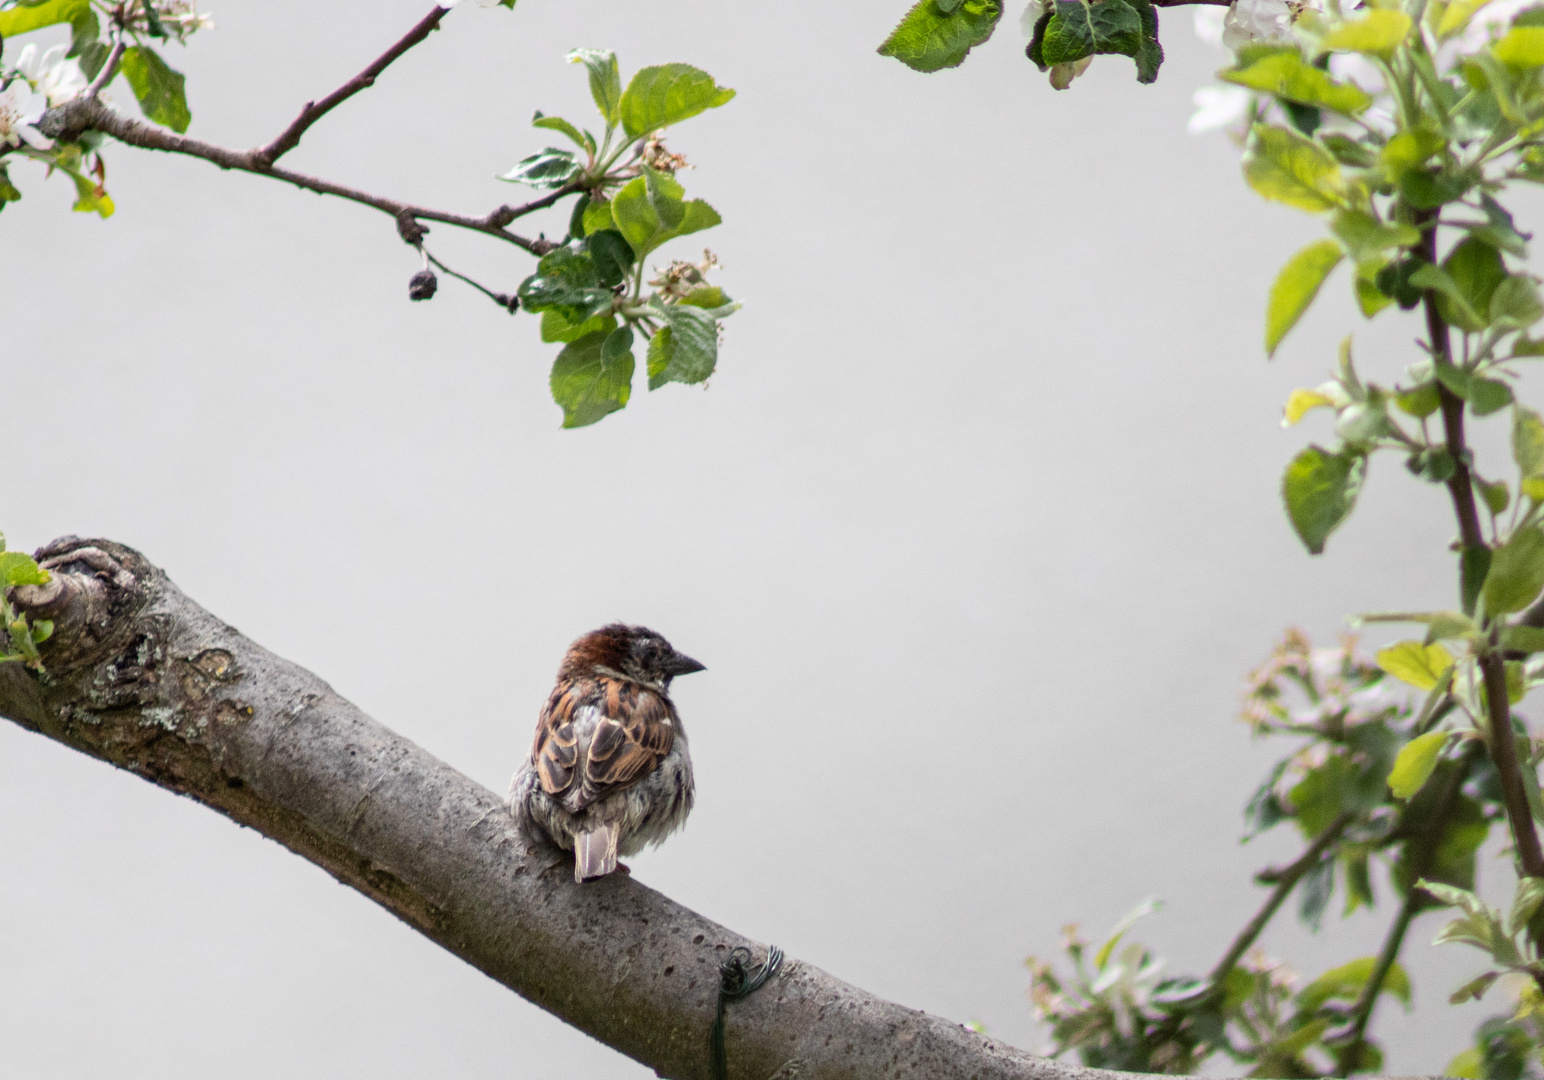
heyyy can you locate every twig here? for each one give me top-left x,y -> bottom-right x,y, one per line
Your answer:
253,5 -> 449,169
36,96 -> 560,254
1417,216 -> 1544,885
85,39 -> 126,99
36,4 -> 582,258
1207,811 -> 1356,987
421,247 -> 519,312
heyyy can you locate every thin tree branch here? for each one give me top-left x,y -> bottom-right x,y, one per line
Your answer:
85,38 -> 127,99
1333,751 -> 1474,1076
1207,811 -> 1356,987
36,96 -> 564,255
422,246 -> 520,312
253,5 -> 450,169
1416,219 -> 1544,884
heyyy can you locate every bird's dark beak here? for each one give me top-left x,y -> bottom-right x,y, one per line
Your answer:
665,651 -> 706,677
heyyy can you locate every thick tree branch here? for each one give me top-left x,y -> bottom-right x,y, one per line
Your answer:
254,5 -> 450,169
0,536 -> 1154,1080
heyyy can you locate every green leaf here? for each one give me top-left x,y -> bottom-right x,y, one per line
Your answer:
1283,387 -> 1337,425
567,49 -> 622,127
1395,382 -> 1442,418
1331,210 -> 1421,260
1322,133 -> 1378,167
1270,1017 -> 1333,1059
1472,194 -> 1531,258
1484,527 -> 1544,614
1508,660 -> 1528,704
1437,0 -> 1496,39
1343,847 -> 1374,915
1504,624 -> 1544,652
1298,957 -> 1412,1013
1030,0 -> 1162,84
1515,405 -> 1544,478
1243,123 -> 1344,213
1463,543 -> 1493,615
1283,445 -> 1366,554
619,63 -> 736,139
582,198 -> 616,235
1490,275 -> 1544,330
681,285 -> 728,308
119,46 -> 191,133
1223,50 -> 1372,114
532,111 -> 595,155
1320,9 -> 1412,58
1290,755 -> 1355,837
0,0 -> 88,37
549,328 -> 633,428
1442,236 -> 1508,331
497,147 -> 580,189
1375,257 -> 1428,309
586,229 -> 635,288
0,552 -> 49,588
647,303 -> 720,389
608,171 -> 721,259
1446,1046 -> 1484,1079
1470,377 -> 1514,416
0,163 -> 19,209
878,0 -> 1003,73
1494,26 -> 1544,67
1448,971 -> 1501,1005
517,245 -> 614,321
1388,731 -> 1452,798
1399,168 -> 1474,209
1508,877 -> 1544,935
1377,640 -> 1456,691
1299,857 -> 1335,929
1411,794 -> 1490,894
1266,239 -> 1344,356
1354,259 -> 1394,317
1410,263 -> 1484,329
540,309 -> 615,344
1380,129 -> 1446,178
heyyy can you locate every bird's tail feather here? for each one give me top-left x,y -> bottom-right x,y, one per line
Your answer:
574,824 -> 619,882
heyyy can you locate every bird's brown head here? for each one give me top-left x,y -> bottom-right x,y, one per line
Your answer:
560,624 -> 706,690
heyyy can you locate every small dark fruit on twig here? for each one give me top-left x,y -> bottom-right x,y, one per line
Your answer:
408,269 -> 438,301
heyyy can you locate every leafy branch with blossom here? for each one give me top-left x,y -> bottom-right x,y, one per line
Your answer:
878,0 -> 1544,1071
0,1 -> 740,427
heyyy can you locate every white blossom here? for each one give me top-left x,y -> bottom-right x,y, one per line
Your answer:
1188,85 -> 1251,134
14,44 -> 86,107
0,77 -> 50,149
1223,0 -> 1297,49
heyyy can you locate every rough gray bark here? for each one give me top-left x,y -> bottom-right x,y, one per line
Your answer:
0,537 -> 1432,1080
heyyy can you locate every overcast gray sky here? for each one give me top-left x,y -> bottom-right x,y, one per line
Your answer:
2,1 -> 1530,1075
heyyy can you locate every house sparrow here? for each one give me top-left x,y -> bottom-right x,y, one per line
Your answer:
508,624 -> 705,882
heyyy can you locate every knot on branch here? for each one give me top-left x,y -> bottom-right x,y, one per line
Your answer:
36,97 -> 106,142
396,211 -> 428,245
9,538 -> 146,675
